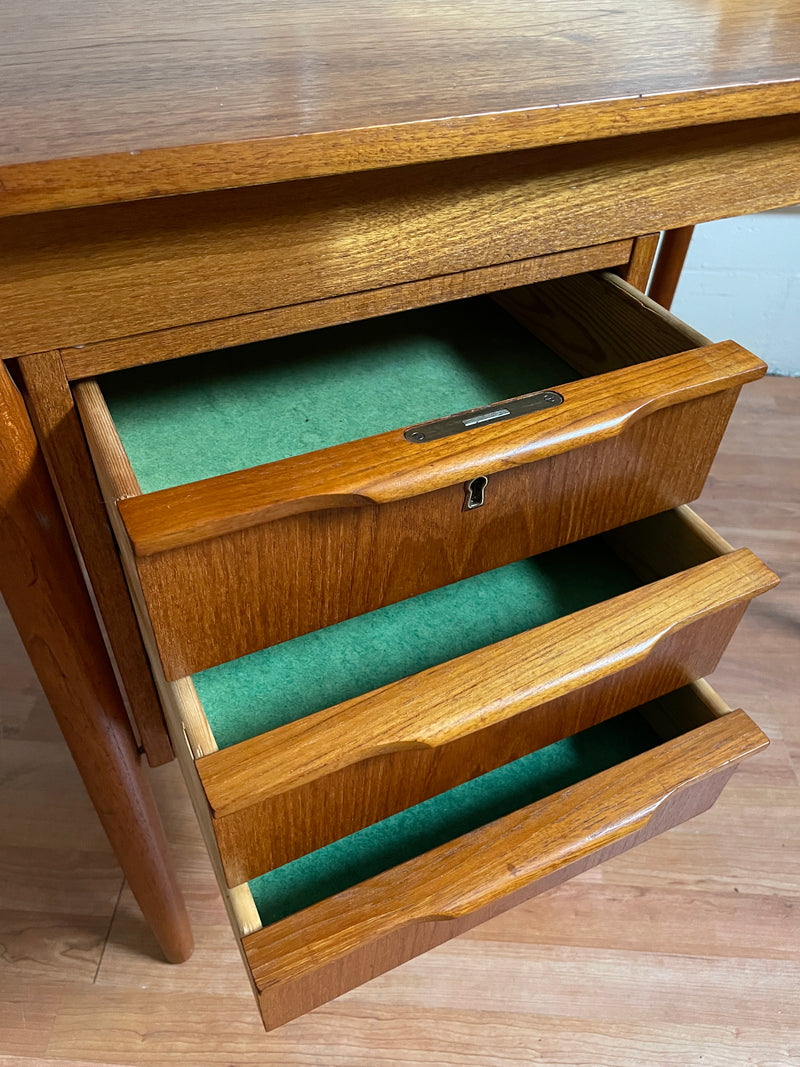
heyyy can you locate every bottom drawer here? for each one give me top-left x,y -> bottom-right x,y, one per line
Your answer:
240,680 -> 766,1030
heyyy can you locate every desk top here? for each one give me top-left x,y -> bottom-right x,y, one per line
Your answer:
2,0 -> 799,216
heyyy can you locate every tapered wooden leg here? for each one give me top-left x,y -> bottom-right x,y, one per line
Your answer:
619,232 -> 660,292
648,225 -> 695,310
0,359 -> 193,963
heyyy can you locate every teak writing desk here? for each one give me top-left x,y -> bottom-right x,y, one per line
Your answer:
1,0 -> 798,1029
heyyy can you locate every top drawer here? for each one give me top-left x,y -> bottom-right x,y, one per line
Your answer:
76,271 -> 765,680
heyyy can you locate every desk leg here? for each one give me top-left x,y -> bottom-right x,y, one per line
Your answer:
648,226 -> 695,310
0,360 -> 193,964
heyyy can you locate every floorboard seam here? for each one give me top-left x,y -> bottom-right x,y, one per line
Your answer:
93,879 -> 125,984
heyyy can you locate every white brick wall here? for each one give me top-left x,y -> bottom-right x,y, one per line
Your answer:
669,205 -> 800,376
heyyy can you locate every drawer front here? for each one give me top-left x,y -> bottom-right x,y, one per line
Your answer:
76,273 -> 766,680
240,687 -> 767,1031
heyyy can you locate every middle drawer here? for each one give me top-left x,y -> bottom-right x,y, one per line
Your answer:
75,270 -> 766,681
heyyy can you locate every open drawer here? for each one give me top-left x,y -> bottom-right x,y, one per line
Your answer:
241,679 -> 765,1030
74,271 -> 767,680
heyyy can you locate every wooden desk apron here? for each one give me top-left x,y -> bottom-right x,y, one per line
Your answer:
3,115 -> 800,365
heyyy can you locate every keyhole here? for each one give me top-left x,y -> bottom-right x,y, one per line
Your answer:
463,475 -> 488,511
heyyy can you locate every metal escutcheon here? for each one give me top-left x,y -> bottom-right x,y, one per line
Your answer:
463,474 -> 489,511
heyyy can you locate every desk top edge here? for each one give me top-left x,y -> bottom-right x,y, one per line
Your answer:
3,0 -> 800,217
2,80 -> 800,219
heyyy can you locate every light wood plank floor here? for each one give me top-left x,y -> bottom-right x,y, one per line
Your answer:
1,375 -> 798,1066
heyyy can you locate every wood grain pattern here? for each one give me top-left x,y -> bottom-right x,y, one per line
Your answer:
2,1 -> 799,214
0,359 -> 191,964
0,0 -> 794,1042
76,271 -> 764,679
33,337 -> 264,948
243,706 -> 768,1030
159,678 -> 261,940
618,234 -> 660,293
604,506 -> 737,583
17,351 -> 172,766
60,395 -> 264,948
1,374 -> 795,1063
58,241 -> 633,380
494,269 -> 711,375
4,114 -> 800,358
205,553 -> 762,811
199,550 -> 777,885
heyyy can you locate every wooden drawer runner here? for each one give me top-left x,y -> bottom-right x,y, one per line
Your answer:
75,271 -> 766,681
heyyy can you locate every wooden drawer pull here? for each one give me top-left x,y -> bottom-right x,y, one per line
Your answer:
196,545 -> 776,885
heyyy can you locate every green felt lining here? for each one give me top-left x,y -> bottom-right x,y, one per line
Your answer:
192,536 -> 640,750
100,297 -> 575,494
248,707 -> 662,927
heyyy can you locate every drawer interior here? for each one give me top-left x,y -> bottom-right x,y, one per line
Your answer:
100,297 -> 574,493
67,272 -> 775,1030
193,533 -> 638,749
247,704 -> 660,927
244,678 -> 762,932
191,507 -> 771,753
78,271 -> 766,680
64,270 -> 775,1032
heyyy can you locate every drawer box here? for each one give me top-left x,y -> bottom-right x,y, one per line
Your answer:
75,271 -> 766,680
242,680 -> 765,1030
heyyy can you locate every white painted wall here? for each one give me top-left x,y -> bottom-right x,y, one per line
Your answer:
669,205 -> 800,376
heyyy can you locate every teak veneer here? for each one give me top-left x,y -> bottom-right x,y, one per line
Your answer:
2,0 -> 799,215
242,692 -> 767,1031
71,238 -> 777,1029
4,115 -> 800,359
113,343 -> 758,554
16,350 -> 172,765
